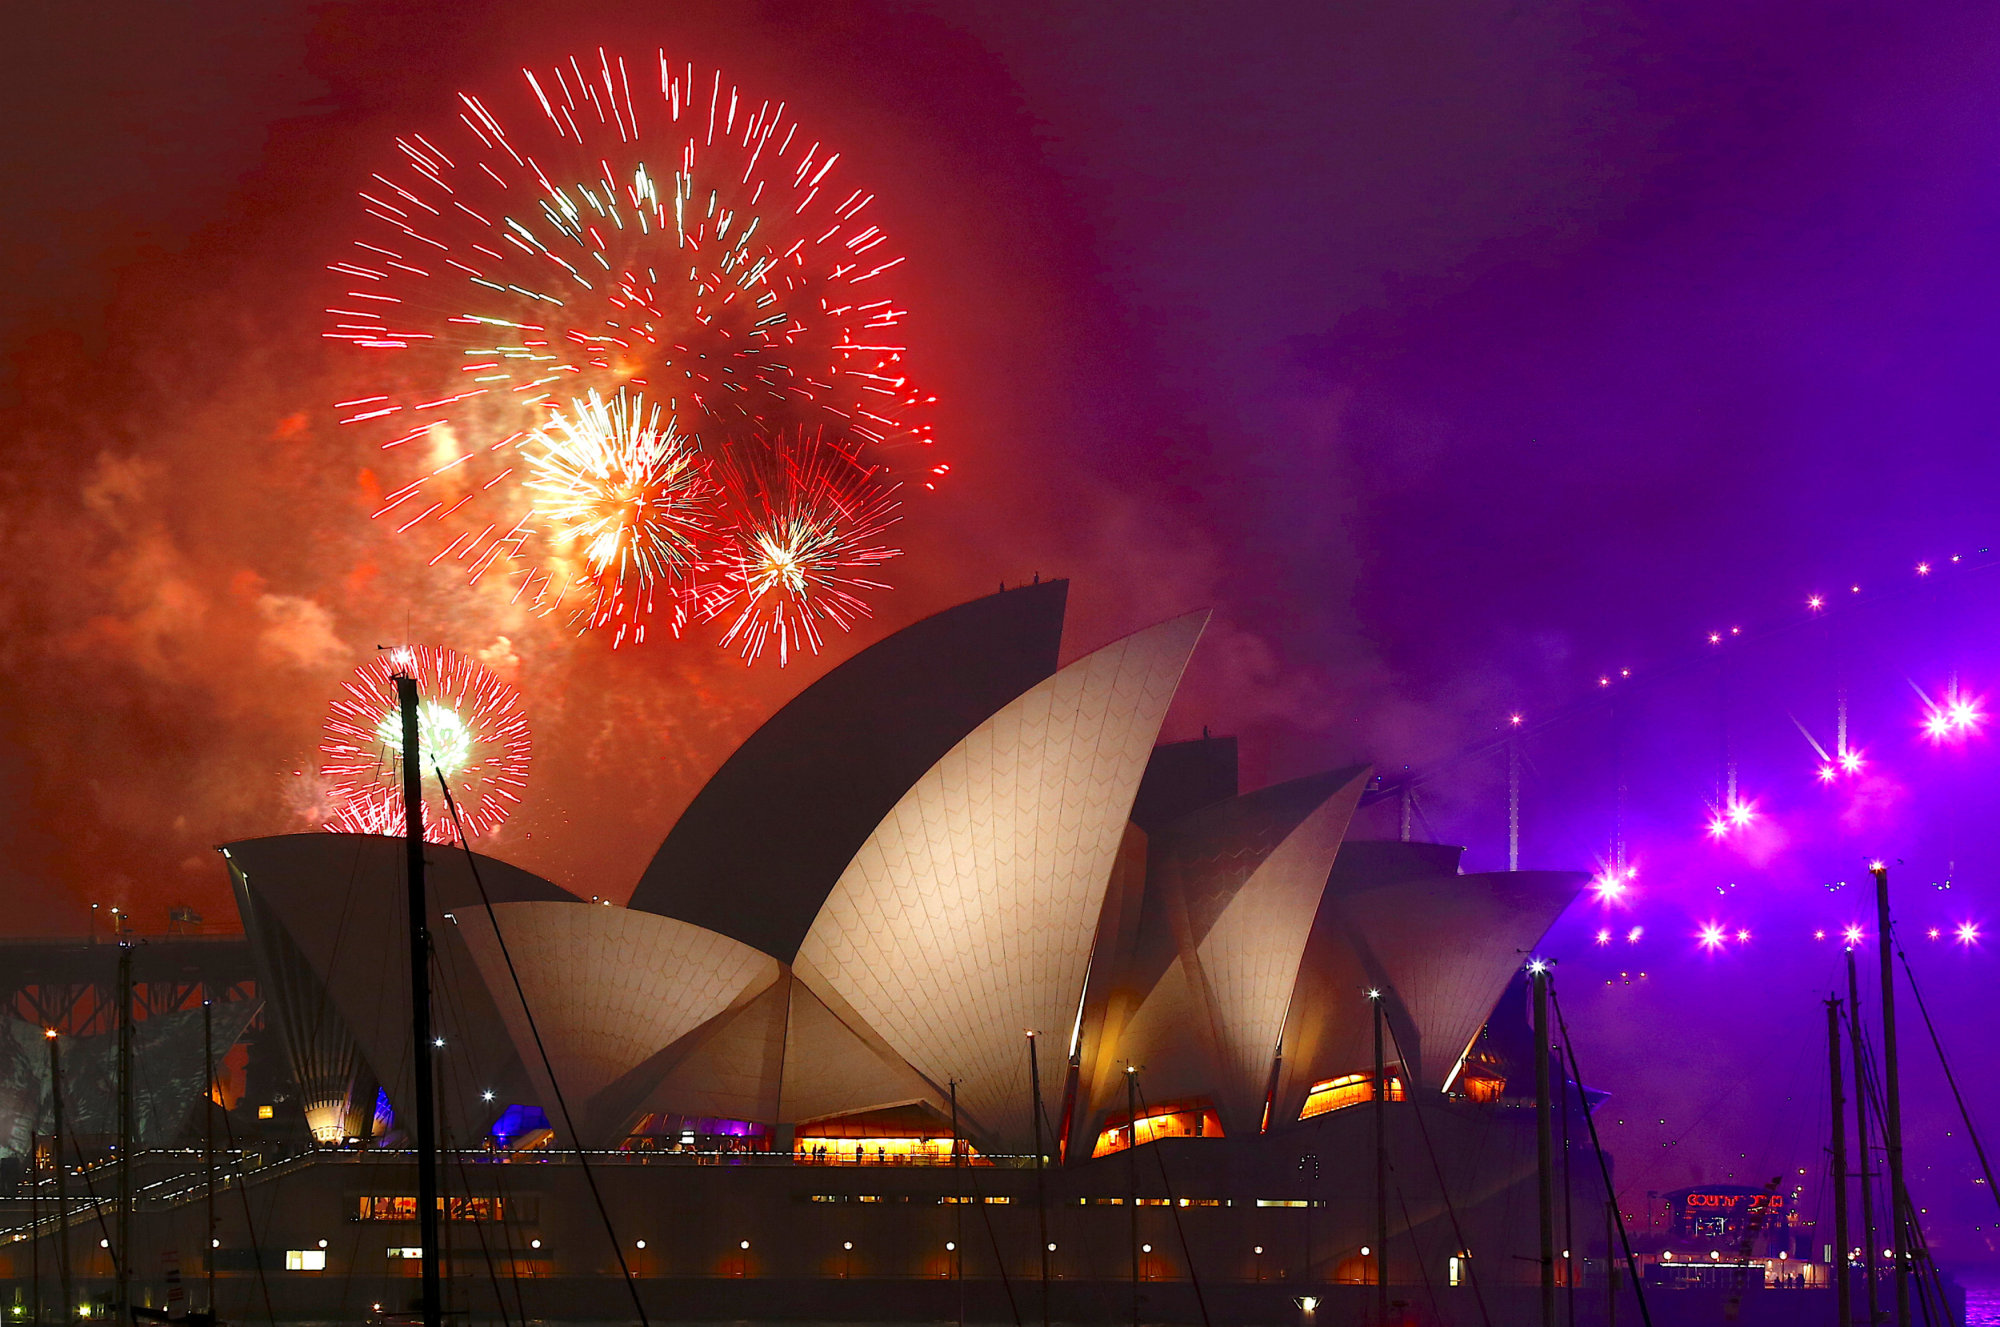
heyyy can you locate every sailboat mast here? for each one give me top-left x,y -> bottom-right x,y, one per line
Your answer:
396,673 -> 444,1327
116,942 -> 134,1326
47,1031 -> 70,1327
1846,948 -> 1880,1327
1373,993 -> 1390,1327
29,1128 -> 39,1327
1028,1030 -> 1049,1327
1534,963 -> 1557,1327
1871,864 -> 1912,1326
1827,996 -> 1851,1327
203,995 -> 216,1318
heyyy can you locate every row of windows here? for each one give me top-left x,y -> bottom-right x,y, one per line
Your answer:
354,1195 -> 537,1222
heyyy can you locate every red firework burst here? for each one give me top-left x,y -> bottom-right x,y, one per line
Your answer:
708,434 -> 901,665
320,646 -> 532,843
328,51 -> 935,648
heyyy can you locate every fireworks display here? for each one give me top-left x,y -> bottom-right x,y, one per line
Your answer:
320,646 -> 532,843
330,51 -> 932,657
709,434 -> 900,665
521,388 -> 716,638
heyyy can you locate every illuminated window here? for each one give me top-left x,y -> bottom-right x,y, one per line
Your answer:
257,1106 -> 275,1121
983,1196 -> 1010,1204
285,1250 -> 327,1272
357,1195 -> 509,1222
1449,1256 -> 1463,1287
1091,1101 -> 1223,1157
1458,1075 -> 1505,1104
1257,1200 -> 1310,1208
1298,1072 -> 1403,1121
386,1248 -> 424,1259
793,1135 -> 971,1164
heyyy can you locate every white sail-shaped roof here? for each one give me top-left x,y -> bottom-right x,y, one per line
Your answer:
1273,852 -> 1582,1122
454,901 -> 780,1142
795,612 -> 1206,1149
1077,768 -> 1367,1142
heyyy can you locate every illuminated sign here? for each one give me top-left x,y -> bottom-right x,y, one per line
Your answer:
1681,1192 -> 1785,1212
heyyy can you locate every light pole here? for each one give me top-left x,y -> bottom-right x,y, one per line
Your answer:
1298,1153 -> 1318,1286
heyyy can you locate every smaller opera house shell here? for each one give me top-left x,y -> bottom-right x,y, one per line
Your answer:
225,580 -> 1580,1163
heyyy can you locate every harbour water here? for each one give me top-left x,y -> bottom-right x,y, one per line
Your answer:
1968,1277 -> 2000,1326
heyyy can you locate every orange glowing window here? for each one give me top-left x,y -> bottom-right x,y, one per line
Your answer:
791,1136 -> 975,1165
1091,1102 -> 1223,1158
1298,1072 -> 1403,1121
357,1195 -> 508,1222
1457,1073 -> 1505,1104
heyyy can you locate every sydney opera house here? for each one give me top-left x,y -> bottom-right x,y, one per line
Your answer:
0,581 -> 1595,1324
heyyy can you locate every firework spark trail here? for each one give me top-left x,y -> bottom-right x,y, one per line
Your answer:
320,645 -> 532,843
521,388 -> 716,644
709,433 -> 901,665
328,50 -> 936,654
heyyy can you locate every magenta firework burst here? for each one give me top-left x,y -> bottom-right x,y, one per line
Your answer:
320,646 -> 532,843
328,51 -> 934,653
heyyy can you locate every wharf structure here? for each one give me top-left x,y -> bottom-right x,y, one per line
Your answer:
0,583 -> 1627,1324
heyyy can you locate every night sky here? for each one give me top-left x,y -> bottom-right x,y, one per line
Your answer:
8,0 -> 2000,1258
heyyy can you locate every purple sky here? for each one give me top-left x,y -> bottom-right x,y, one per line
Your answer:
7,0 -> 2000,1257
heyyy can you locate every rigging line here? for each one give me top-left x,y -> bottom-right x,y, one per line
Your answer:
1129,1076 -> 1212,1327
440,1109 -> 513,1327
1547,981 -> 1653,1327
63,1133 -> 120,1282
215,1091 -> 278,1327
436,773 -> 650,1327
1894,940 -> 2000,1220
1903,1205 -> 1946,1327
1379,1011 -> 1493,1327
429,959 -> 516,1327
1850,1008 -> 1940,1320
1394,1180 -> 1442,1322
955,1130 -> 1023,1327
431,937 -> 533,1326
1850,1013 -> 1899,1268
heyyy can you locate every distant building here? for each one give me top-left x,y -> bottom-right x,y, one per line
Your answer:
0,584 -> 1603,1321
225,582 -> 1580,1160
